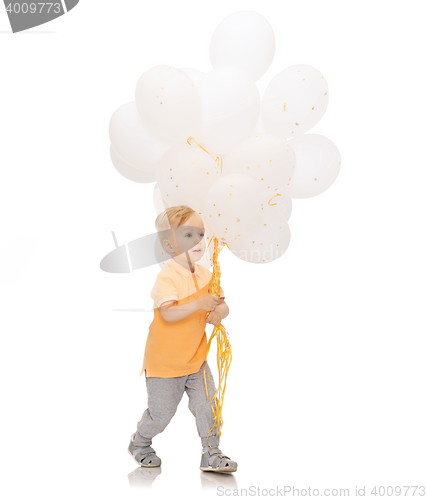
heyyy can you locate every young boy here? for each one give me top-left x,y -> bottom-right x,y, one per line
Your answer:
128,205 -> 238,474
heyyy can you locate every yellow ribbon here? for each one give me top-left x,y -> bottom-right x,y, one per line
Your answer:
202,237 -> 232,448
268,193 -> 282,205
187,136 -> 222,173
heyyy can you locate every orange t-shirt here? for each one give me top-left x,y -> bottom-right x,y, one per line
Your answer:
140,258 -> 225,378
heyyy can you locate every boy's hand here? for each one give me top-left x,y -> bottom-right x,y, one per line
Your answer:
205,308 -> 222,327
198,294 -> 220,312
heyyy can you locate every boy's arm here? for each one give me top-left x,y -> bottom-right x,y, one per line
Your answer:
216,286 -> 229,319
214,298 -> 229,320
160,297 -> 201,323
160,294 -> 223,323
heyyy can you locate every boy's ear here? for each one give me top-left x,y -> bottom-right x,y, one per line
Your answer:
159,236 -> 175,255
164,241 -> 175,254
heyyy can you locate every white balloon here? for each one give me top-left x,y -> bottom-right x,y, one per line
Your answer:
209,10 -> 275,82
228,209 -> 291,264
197,66 -> 260,156
285,134 -> 341,198
153,183 -> 171,214
178,68 -> 207,147
110,145 -> 156,183
109,101 -> 171,171
262,64 -> 329,139
277,195 -> 292,220
249,113 -> 266,135
156,142 -> 222,214
180,67 -> 206,86
135,65 -> 202,143
204,173 -> 264,243
223,133 -> 296,200
261,193 -> 292,221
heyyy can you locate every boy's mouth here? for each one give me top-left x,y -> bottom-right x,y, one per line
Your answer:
193,249 -> 201,253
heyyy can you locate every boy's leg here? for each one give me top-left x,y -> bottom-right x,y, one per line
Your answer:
134,374 -> 187,447
185,361 -> 221,452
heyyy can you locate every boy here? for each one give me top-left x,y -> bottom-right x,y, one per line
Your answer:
128,205 -> 238,474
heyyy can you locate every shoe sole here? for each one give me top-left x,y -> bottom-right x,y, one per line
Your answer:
127,448 -> 161,468
200,466 -> 237,473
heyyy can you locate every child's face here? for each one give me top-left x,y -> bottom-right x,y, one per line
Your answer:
172,213 -> 206,264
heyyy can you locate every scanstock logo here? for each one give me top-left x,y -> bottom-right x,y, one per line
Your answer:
3,1 -> 79,32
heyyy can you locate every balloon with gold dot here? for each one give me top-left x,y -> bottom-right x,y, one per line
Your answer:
135,65 -> 202,144
228,209 -> 291,263
156,141 -> 222,214
285,134 -> 341,198
261,193 -> 292,221
223,132 -> 296,199
262,64 -> 329,139
204,173 -> 264,243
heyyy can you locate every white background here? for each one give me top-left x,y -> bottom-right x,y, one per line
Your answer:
1,1 -> 426,498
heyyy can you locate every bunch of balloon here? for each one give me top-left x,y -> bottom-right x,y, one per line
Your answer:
109,10 -> 340,267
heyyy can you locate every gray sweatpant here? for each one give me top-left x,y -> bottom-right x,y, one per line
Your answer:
133,360 -> 221,452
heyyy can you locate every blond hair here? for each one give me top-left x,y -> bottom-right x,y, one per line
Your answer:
155,205 -> 196,233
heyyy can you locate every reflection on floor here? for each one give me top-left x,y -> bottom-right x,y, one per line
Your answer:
199,471 -> 238,489
127,466 -> 238,490
127,466 -> 162,489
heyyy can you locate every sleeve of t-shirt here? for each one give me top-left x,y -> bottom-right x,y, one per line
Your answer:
151,274 -> 179,309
